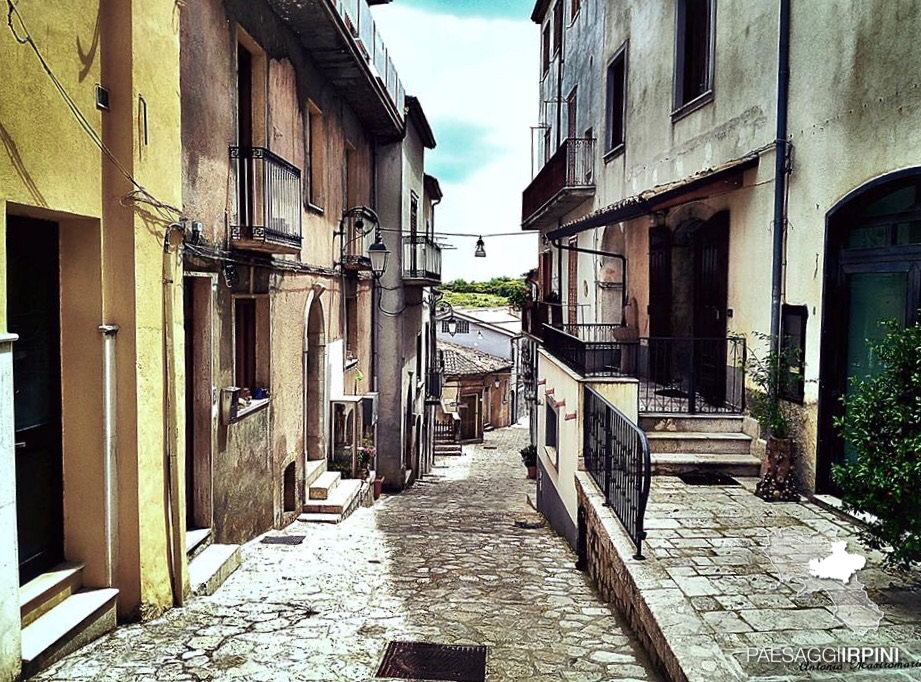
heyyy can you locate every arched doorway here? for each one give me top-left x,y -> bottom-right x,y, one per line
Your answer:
598,224 -> 626,326
818,170 -> 921,491
304,295 -> 326,462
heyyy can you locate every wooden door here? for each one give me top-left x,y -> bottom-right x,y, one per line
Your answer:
648,226 -> 673,383
568,237 -> 578,325
459,394 -> 479,441
693,212 -> 729,406
8,217 -> 64,584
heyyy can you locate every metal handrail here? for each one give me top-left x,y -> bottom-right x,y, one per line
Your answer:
583,385 -> 651,559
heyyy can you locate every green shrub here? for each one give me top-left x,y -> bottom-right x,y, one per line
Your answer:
520,444 -> 537,467
833,318 -> 921,569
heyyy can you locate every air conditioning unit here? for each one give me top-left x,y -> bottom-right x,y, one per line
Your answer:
362,392 -> 379,425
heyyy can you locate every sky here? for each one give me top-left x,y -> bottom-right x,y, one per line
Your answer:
373,0 -> 539,282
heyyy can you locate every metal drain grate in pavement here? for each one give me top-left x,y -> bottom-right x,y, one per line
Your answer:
376,641 -> 487,682
260,535 -> 305,545
678,472 -> 740,486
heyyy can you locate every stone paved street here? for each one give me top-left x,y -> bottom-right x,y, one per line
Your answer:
36,425 -> 660,682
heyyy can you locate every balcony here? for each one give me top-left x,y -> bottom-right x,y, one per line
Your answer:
230,147 -> 302,255
522,138 -> 595,230
402,235 -> 442,284
541,325 -> 747,414
266,0 -> 404,139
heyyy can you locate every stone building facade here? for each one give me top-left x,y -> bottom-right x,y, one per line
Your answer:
522,0 -> 921,541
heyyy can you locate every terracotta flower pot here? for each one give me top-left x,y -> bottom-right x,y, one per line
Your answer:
373,476 -> 385,499
527,466 -> 537,480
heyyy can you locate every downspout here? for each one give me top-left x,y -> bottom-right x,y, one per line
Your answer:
162,227 -> 185,607
98,324 -> 119,587
769,0 -> 791,357
371,143 -> 379,394
552,238 -> 628,325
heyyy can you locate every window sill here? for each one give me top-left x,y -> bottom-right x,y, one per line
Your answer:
543,445 -> 558,471
344,358 -> 359,371
671,90 -> 714,122
232,397 -> 271,423
603,143 -> 625,164
306,202 -> 325,216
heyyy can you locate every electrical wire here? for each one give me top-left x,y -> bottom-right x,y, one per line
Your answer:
7,1 -> 182,223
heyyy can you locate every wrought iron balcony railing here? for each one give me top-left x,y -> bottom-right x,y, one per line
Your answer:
541,325 -> 747,415
521,137 -> 595,229
230,147 -> 302,254
402,235 -> 442,284
522,300 -> 563,340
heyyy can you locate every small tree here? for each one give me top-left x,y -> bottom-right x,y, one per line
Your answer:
833,319 -> 921,569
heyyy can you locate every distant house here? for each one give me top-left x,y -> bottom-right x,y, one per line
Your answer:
436,308 -> 527,421
437,342 -> 513,443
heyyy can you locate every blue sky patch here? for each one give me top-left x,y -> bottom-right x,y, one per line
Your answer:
427,118 -> 506,184
395,0 -> 533,20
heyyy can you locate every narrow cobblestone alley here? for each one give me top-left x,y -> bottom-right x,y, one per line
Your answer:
35,425 -> 659,682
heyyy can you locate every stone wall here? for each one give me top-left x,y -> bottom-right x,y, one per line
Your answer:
575,473 -> 684,682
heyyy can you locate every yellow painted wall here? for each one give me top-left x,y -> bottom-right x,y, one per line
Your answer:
0,0 -> 185,626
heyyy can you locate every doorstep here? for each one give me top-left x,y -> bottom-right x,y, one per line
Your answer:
574,472 -> 921,682
188,543 -> 242,596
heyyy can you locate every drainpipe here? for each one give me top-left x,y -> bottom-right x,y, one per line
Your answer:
162,227 -> 185,607
552,238 -> 628,325
98,324 -> 120,588
769,0 -> 791,358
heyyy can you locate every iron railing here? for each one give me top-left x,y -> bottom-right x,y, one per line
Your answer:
542,323 -> 631,377
434,417 -> 459,443
583,385 -> 651,559
402,235 -> 442,282
522,300 -> 563,339
522,137 -> 595,224
635,337 -> 746,414
541,326 -> 747,414
230,147 -> 302,251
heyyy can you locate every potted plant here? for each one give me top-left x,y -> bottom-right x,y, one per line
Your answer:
520,444 -> 538,480
746,332 -> 800,502
355,443 -> 374,481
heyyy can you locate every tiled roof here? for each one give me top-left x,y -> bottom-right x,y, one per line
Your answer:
439,341 -> 512,377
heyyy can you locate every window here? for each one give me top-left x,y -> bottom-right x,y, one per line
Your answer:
544,402 -> 558,465
605,45 -> 627,155
410,191 -> 419,236
543,126 -> 552,165
233,296 -> 269,398
566,88 -> 577,141
345,278 -> 358,363
781,304 -> 807,403
235,298 -> 256,390
306,102 -> 325,209
674,0 -> 715,112
552,1 -> 563,55
571,0 -> 581,20
416,333 -> 423,379
541,23 -> 551,75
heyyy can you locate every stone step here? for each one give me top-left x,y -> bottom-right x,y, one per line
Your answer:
189,543 -> 242,596
645,431 -> 752,455
434,445 -> 463,456
21,588 -> 118,676
639,413 -> 744,434
651,453 -> 762,477
308,471 -> 341,500
186,527 -> 211,560
303,478 -> 363,516
20,562 -> 84,628
303,459 -> 327,489
297,512 -> 342,524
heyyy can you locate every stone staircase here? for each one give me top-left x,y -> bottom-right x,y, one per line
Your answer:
298,461 -> 363,524
186,526 -> 242,597
19,563 -> 118,677
433,440 -> 463,457
639,414 -> 761,478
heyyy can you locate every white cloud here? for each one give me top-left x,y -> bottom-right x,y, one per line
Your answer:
373,4 -> 540,281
